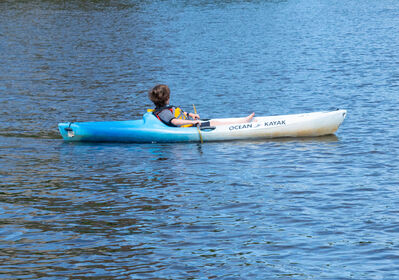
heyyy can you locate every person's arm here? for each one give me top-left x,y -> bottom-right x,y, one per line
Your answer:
171,118 -> 200,126
186,112 -> 200,120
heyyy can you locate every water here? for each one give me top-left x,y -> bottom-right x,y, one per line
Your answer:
1,0 -> 399,278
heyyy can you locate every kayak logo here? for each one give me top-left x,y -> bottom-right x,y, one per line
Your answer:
229,120 -> 286,131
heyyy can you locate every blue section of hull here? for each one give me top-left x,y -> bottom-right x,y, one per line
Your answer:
58,113 -> 200,143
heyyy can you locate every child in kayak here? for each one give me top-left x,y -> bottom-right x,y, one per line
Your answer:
148,84 -> 255,127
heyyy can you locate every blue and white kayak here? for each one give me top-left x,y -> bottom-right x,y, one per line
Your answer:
58,109 -> 347,143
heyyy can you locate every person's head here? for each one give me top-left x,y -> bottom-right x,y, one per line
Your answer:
148,84 -> 170,107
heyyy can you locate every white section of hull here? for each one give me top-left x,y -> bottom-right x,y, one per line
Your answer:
201,110 -> 347,141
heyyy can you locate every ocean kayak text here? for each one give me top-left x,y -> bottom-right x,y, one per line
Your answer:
229,120 -> 286,131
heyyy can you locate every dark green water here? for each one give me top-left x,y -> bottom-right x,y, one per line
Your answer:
2,0 -> 399,279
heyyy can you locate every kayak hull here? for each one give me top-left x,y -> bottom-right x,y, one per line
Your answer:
58,110 -> 347,143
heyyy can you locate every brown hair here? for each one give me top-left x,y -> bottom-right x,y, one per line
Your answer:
148,84 -> 170,108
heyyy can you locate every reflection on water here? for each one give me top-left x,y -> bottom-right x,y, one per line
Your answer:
2,0 -> 399,279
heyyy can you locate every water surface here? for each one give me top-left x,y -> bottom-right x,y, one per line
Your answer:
1,0 -> 399,279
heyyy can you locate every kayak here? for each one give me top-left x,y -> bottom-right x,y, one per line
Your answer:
58,109 -> 346,143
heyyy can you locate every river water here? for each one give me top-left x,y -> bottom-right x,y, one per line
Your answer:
2,0 -> 399,279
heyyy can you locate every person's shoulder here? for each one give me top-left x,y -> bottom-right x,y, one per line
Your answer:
157,107 -> 174,116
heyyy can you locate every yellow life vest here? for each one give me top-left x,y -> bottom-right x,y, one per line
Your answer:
149,106 -> 193,127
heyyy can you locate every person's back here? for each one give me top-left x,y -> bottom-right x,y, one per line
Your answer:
148,84 -> 202,127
